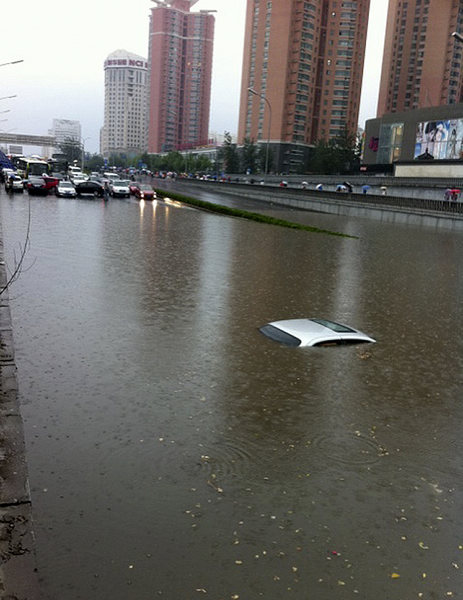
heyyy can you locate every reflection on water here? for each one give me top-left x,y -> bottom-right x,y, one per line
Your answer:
1,190 -> 463,599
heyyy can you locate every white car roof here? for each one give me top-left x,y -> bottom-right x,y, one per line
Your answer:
260,318 -> 376,347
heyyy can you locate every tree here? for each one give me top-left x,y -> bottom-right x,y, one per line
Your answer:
309,127 -> 359,174
59,137 -> 82,166
219,131 -> 240,173
240,137 -> 258,174
85,154 -> 105,172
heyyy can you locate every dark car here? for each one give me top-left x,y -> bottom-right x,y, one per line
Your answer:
26,176 -> 49,195
75,180 -> 105,197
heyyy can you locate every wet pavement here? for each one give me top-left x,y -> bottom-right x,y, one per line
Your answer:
0,223 -> 40,598
1,185 -> 463,599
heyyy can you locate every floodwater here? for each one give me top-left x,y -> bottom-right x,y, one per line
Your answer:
1,185 -> 463,600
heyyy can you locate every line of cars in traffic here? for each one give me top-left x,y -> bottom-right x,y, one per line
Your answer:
1,167 -> 156,201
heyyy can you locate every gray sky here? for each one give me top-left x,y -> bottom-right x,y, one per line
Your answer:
1,0 -> 387,154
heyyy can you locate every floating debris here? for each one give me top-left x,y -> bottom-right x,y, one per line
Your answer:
418,542 -> 429,550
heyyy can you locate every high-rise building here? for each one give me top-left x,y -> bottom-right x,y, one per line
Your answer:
377,0 -> 463,117
101,49 -> 148,157
147,0 -> 215,153
49,119 -> 81,148
237,0 -> 370,172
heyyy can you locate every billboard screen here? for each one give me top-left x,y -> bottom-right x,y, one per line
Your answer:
414,119 -> 463,160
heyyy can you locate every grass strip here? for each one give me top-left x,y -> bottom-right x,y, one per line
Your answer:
154,189 -> 356,238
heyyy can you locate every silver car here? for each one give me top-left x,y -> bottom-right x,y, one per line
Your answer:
259,318 -> 376,347
56,180 -> 77,198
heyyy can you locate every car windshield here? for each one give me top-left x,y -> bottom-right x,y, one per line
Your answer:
140,186 -> 153,191
116,180 -> 130,185
259,324 -> 301,347
61,182 -> 73,187
310,318 -> 355,333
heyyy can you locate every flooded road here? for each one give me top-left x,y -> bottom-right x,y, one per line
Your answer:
1,186 -> 463,599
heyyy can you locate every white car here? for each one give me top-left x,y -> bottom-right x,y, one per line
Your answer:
55,180 -> 77,198
71,174 -> 88,185
109,179 -> 130,198
5,174 -> 24,192
259,318 -> 376,347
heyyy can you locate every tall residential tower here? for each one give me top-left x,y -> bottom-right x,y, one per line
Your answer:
377,0 -> 463,117
237,0 -> 370,171
147,0 -> 215,153
101,49 -> 148,157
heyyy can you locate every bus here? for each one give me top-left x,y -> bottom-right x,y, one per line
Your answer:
14,157 -> 50,179
48,153 -> 68,177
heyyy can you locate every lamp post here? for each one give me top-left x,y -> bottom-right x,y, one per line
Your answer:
81,137 -> 91,171
452,31 -> 463,43
0,60 -> 24,68
248,87 -> 272,179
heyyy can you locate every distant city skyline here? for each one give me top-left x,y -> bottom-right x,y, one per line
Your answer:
1,0 -> 387,154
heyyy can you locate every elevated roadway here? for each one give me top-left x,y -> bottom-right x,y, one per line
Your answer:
158,178 -> 463,231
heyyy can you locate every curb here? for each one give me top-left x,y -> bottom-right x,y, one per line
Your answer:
0,232 -> 40,598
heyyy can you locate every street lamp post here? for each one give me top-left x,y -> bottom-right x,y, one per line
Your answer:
248,87 -> 272,179
81,137 -> 91,171
0,60 -> 24,68
452,31 -> 463,43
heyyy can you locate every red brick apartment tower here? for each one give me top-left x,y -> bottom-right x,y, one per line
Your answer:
148,0 -> 215,153
377,0 -> 463,117
238,0 -> 370,148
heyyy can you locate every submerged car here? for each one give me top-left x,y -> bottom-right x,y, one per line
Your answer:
259,318 -> 376,347
134,184 -> 156,201
55,180 -> 77,198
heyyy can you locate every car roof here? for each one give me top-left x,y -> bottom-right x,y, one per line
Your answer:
259,318 -> 376,347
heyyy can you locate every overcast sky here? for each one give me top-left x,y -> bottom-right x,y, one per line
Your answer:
1,0 -> 388,154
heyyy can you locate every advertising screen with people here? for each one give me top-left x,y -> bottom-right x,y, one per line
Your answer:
414,119 -> 463,160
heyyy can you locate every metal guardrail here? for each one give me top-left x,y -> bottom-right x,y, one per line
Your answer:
297,189 -> 463,215
177,179 -> 463,217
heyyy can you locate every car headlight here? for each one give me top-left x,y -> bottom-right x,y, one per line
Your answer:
140,192 -> 144,198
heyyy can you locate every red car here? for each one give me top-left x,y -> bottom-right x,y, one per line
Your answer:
134,184 -> 156,201
129,181 -> 140,195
